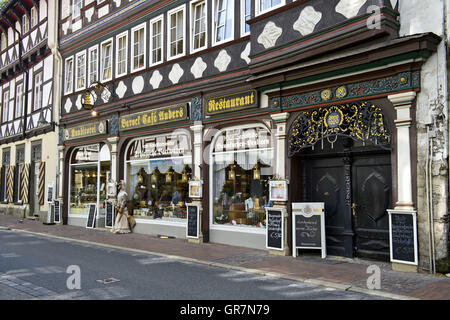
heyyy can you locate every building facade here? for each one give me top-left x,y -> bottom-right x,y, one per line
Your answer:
0,0 -> 59,221
54,0 -> 449,273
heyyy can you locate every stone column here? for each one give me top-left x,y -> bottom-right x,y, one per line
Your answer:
189,122 -> 204,243
270,112 -> 290,256
388,91 -> 418,272
388,91 -> 416,210
107,136 -> 120,200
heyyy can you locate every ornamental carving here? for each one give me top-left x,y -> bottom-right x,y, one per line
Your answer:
257,21 -> 282,49
293,6 -> 322,36
288,102 -> 391,157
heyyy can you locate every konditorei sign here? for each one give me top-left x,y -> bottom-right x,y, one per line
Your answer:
119,104 -> 189,131
64,121 -> 107,141
206,90 -> 258,116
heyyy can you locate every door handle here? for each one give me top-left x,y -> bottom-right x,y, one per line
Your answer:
351,203 -> 357,217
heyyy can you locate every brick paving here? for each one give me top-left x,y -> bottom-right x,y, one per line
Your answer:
0,214 -> 449,300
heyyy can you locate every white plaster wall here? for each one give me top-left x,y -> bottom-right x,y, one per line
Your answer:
399,0 -> 450,269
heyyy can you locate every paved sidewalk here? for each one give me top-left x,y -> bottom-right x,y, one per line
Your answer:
0,214 -> 449,300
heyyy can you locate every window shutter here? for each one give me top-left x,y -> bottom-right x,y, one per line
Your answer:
6,165 -> 14,203
21,163 -> 29,204
38,162 -> 45,205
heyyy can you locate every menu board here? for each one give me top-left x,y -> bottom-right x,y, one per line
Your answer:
295,214 -> 321,248
186,204 -> 199,239
105,201 -> 114,228
388,210 -> 418,265
292,203 -> 326,259
266,208 -> 284,251
86,203 -> 97,229
54,200 -> 61,223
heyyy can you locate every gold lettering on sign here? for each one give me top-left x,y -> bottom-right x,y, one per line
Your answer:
206,90 -> 257,115
119,104 -> 188,131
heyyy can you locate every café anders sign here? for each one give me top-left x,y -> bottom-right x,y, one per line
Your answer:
206,90 -> 258,116
119,104 -> 188,131
64,121 -> 107,141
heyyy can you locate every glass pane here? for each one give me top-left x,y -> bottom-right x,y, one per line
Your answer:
70,163 -> 98,215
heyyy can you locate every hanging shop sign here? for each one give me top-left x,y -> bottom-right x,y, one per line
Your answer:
64,121 -> 107,141
127,133 -> 191,160
119,104 -> 189,132
292,202 -> 326,259
214,127 -> 272,152
206,90 -> 258,116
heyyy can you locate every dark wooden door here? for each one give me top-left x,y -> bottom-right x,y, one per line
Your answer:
300,148 -> 392,261
302,157 -> 354,258
352,153 -> 391,261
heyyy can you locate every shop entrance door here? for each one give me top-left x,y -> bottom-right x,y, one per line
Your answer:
300,146 -> 392,261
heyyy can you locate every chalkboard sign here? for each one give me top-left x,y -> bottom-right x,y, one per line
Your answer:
266,208 -> 284,251
86,203 -> 97,229
105,201 -> 114,228
388,210 -> 418,265
54,200 -> 61,223
186,204 -> 199,239
292,203 -> 326,259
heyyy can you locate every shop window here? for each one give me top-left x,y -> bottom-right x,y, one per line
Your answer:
211,126 -> 273,228
73,0 -> 82,19
126,133 -> 192,222
213,0 -> 234,45
69,144 -> 111,216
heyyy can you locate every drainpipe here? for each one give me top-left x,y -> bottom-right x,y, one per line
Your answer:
426,125 -> 436,274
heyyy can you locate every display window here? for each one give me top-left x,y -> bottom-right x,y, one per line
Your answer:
69,144 -> 111,216
125,132 -> 192,222
210,125 -> 274,229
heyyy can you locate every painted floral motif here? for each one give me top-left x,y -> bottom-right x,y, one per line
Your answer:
257,21 -> 282,49
335,0 -> 367,19
293,6 -> 322,36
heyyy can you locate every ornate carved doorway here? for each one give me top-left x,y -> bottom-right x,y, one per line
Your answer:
289,102 -> 392,260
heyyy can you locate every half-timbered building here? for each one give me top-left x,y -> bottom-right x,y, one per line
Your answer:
0,0 -> 59,221
57,0 -> 449,273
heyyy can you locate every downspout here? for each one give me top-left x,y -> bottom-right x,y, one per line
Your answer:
426,125 -> 436,274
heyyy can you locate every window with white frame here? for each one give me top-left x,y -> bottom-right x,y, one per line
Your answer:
88,46 -> 98,86
191,0 -> 207,52
1,33 -> 6,51
256,0 -> 284,16
22,15 -> 30,34
101,39 -> 113,81
116,32 -> 128,77
73,0 -> 83,19
241,0 -> 251,36
30,6 -> 38,27
2,90 -> 9,123
132,24 -> 146,71
168,5 -> 185,59
150,15 -> 163,65
15,83 -> 24,119
33,72 -> 43,111
76,51 -> 86,91
65,57 -> 74,94
213,0 -> 234,45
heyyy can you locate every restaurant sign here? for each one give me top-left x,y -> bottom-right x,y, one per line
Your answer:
119,104 -> 188,131
206,90 -> 258,116
64,121 -> 107,141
